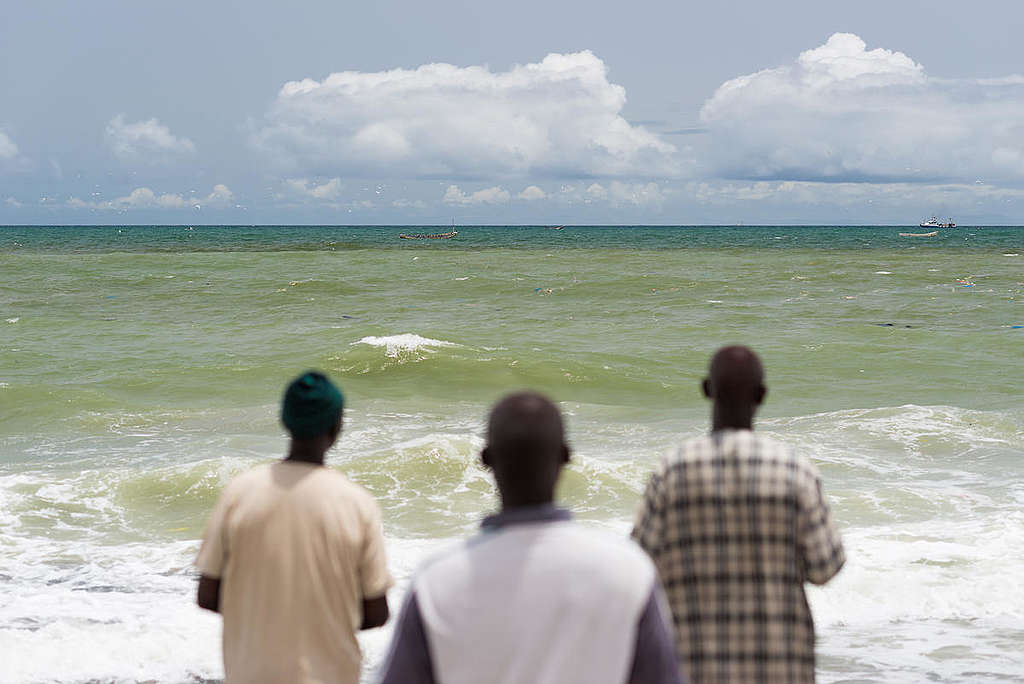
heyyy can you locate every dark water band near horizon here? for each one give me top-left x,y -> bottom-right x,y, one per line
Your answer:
2,224 -> 1024,252
1,224 -> 1022,683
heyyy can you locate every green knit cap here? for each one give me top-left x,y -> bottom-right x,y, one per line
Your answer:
280,371 -> 344,439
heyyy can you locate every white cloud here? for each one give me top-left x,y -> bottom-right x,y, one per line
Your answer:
443,184 -> 511,205
691,179 -> 1024,207
105,115 -> 196,163
392,198 -> 427,209
252,51 -> 677,179
69,187 -> 192,209
580,181 -> 666,206
518,185 -> 546,201
5,197 -> 22,207
0,131 -> 19,160
609,181 -> 666,206
204,184 -> 234,207
68,184 -> 233,210
977,75 -> 1024,87
283,177 -> 344,200
700,33 -> 1024,185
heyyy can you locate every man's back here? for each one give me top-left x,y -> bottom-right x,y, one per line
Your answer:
633,430 -> 844,684
380,506 -> 681,684
419,516 -> 654,684
196,461 -> 392,684
378,393 -> 682,684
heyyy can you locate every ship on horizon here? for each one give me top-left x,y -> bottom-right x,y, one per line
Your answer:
920,216 -> 956,228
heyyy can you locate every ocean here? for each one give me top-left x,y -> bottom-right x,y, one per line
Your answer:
1,225 -> 1022,683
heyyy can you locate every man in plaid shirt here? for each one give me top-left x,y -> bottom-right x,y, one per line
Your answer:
632,346 -> 845,683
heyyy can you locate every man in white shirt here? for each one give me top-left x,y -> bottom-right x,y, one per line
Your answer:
378,391 -> 684,684
196,371 -> 393,684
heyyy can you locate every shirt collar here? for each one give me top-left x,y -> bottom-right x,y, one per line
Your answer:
481,503 -> 572,529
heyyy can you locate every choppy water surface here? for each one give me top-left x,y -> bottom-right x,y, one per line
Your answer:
1,226 -> 1022,683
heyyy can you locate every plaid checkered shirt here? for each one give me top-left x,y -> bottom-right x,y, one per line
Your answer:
632,429 -> 845,684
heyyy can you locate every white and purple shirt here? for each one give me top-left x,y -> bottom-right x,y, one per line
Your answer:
378,505 -> 684,684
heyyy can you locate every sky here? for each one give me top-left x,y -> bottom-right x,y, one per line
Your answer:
1,0 -> 1022,225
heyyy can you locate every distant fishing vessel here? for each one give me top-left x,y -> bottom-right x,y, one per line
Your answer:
919,216 -> 955,228
400,218 -> 458,240
399,230 -> 457,240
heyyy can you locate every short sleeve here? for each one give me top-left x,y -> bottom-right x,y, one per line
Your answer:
632,462 -> 667,556
797,463 -> 845,585
195,485 -> 234,578
628,583 -> 686,683
360,498 -> 394,598
376,590 -> 436,684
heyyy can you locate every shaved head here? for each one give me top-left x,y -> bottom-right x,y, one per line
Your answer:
483,392 -> 569,508
703,346 -> 767,431
708,346 -> 764,398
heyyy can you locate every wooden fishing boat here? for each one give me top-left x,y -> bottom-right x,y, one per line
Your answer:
899,231 -> 938,237
399,230 -> 457,240
400,218 -> 459,240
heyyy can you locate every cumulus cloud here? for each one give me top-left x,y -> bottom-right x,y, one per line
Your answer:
106,115 -> 196,163
443,185 -> 511,205
691,179 -> 1024,208
0,129 -> 30,171
252,51 -> 677,179
69,187 -> 190,210
518,185 -> 547,201
581,181 -> 667,206
282,177 -> 344,200
700,33 -> 1024,185
68,184 -> 233,210
204,184 -> 234,206
0,131 -> 19,160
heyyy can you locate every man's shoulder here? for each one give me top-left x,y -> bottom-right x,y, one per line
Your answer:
317,464 -> 370,491
224,462 -> 380,510
304,466 -> 382,514
667,430 -> 796,462
527,523 -> 657,603
263,461 -> 372,494
418,522 -> 654,585
413,522 -> 656,622
561,523 -> 657,576
220,462 -> 274,495
415,536 -> 474,577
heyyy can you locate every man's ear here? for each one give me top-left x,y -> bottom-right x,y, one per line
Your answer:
701,378 -> 712,399
560,444 -> 571,465
480,446 -> 492,470
755,385 -> 767,406
328,414 -> 343,446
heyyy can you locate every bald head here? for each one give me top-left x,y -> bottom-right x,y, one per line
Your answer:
483,392 -> 570,509
703,346 -> 767,431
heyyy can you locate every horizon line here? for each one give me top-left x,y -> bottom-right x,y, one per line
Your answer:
3,223 -> 1022,228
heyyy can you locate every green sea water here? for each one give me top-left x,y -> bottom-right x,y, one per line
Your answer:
1,225 -> 1022,683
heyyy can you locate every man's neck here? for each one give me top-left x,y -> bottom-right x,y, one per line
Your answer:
482,501 -> 569,530
711,405 -> 755,432
499,495 -> 555,511
285,444 -> 326,465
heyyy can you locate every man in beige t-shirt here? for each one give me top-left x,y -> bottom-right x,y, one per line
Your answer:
196,371 -> 393,684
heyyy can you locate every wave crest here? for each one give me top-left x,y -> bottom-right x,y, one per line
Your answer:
353,333 -> 458,359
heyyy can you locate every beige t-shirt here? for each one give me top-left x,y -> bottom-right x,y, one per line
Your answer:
196,460 -> 394,684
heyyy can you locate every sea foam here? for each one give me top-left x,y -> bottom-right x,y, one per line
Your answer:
354,333 -> 459,358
